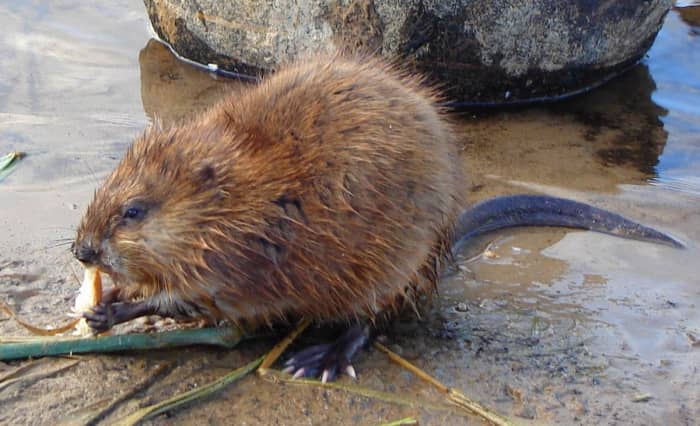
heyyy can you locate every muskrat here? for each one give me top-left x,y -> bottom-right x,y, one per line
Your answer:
72,55 -> 682,382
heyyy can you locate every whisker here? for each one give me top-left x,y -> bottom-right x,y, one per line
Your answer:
45,241 -> 74,249
48,238 -> 74,243
31,241 -> 74,256
48,245 -> 73,256
67,261 -> 81,285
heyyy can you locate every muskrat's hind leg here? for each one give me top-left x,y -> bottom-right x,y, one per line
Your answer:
284,324 -> 371,383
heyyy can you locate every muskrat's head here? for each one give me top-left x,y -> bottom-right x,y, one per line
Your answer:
72,124 -> 235,288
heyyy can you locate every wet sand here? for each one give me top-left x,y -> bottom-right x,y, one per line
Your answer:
1,1 -> 699,424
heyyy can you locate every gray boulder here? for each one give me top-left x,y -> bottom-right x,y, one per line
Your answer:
143,0 -> 672,104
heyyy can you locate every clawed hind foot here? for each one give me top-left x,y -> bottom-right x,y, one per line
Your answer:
283,324 -> 370,383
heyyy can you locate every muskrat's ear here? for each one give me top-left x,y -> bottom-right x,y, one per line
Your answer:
197,163 -> 218,187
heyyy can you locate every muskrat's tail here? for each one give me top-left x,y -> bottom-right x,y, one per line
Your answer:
452,195 -> 684,254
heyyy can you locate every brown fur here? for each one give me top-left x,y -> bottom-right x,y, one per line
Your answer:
75,55 -> 466,329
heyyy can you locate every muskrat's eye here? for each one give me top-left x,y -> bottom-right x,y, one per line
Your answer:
122,201 -> 148,222
124,207 -> 142,219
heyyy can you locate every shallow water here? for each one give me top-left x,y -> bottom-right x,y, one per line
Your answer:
0,1 -> 699,424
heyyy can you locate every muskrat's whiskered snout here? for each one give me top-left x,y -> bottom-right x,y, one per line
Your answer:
72,239 -> 99,265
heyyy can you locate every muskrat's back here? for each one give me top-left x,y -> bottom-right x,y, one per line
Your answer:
75,55 -> 465,328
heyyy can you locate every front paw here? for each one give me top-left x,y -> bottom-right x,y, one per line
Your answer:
83,302 -> 116,333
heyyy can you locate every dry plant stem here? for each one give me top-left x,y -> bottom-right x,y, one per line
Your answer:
379,417 -> 418,426
114,356 -> 264,426
374,342 -> 449,392
374,342 -> 514,426
57,398 -> 113,426
263,369 -> 465,416
0,359 -> 79,393
0,151 -> 24,181
257,317 -> 311,375
0,300 -> 80,336
0,358 -> 51,384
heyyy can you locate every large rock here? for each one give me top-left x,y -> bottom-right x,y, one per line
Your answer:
143,0 -> 672,104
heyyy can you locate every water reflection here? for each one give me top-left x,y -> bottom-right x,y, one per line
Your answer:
456,63 -> 668,199
139,39 -> 244,125
675,3 -> 700,29
456,8 -> 700,199
552,64 -> 669,175
648,8 -> 700,193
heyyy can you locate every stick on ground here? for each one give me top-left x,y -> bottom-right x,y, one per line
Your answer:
374,341 -> 515,426
257,318 -> 311,375
114,356 -> 264,426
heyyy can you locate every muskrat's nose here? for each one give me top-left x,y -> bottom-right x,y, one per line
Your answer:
73,241 -> 98,264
